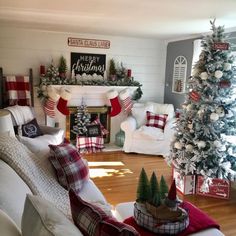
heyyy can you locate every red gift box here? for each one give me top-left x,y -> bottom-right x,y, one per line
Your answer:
172,168 -> 196,195
196,175 -> 230,199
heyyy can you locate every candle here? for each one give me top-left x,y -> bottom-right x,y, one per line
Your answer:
127,69 -> 132,78
40,65 -> 45,75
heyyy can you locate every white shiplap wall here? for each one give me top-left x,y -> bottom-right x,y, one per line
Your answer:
0,26 -> 167,142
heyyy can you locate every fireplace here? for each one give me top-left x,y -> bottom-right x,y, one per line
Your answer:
66,106 -> 111,143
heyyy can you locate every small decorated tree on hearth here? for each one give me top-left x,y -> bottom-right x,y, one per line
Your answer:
166,20 -> 236,181
72,103 -> 91,136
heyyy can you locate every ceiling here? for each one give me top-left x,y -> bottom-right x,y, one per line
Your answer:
1,0 -> 236,40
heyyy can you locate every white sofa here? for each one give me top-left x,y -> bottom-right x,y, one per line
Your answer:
0,135 -> 225,236
121,102 -> 176,156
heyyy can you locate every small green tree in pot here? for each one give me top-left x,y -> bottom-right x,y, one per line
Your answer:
109,58 -> 117,81
58,56 -> 68,79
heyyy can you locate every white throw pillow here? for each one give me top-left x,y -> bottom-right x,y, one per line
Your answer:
0,209 -> 21,236
131,103 -> 154,127
21,194 -> 83,236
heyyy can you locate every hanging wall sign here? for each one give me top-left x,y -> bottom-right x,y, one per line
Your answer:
71,52 -> 106,77
68,37 -> 110,49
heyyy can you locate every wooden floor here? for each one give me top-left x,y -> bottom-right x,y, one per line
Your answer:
85,151 -> 236,236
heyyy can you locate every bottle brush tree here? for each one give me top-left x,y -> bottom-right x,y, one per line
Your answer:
149,172 -> 160,206
136,168 -> 151,203
166,20 -> 236,181
159,175 -> 169,200
58,56 -> 68,78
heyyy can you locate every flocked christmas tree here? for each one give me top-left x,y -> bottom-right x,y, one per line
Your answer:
166,20 -> 236,181
72,101 -> 91,136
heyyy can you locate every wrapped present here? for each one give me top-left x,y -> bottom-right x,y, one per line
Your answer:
196,176 -> 230,199
172,168 -> 196,195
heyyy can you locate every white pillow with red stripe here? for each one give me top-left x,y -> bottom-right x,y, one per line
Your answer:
145,111 -> 168,130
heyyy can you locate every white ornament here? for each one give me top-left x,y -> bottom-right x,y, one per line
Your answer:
210,113 -> 219,122
219,145 -> 227,152
216,107 -> 225,117
213,140 -> 222,148
214,70 -> 223,79
186,104 -> 192,111
226,110 -> 233,118
186,144 -> 193,152
200,72 -> 208,80
187,123 -> 193,130
197,141 -> 206,149
174,142 -> 183,150
192,68 -> 199,76
224,63 -> 231,71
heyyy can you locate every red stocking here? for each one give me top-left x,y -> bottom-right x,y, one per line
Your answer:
107,90 -> 121,117
57,88 -> 71,116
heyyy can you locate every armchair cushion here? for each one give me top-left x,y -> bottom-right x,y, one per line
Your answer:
133,126 -> 164,140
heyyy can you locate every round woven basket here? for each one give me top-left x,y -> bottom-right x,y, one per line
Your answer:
134,202 -> 189,235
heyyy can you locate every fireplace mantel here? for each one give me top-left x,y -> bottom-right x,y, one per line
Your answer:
50,85 -> 138,106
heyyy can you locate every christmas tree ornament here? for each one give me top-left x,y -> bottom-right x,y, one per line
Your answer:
174,141 -> 183,150
224,63 -> 231,71
210,112 -> 219,122
216,106 -> 225,117
106,90 -> 121,117
225,110 -> 233,118
187,123 -> 193,130
56,87 -> 71,116
186,144 -> 193,152
189,91 -> 200,102
197,141 -> 206,149
213,140 -> 222,148
186,104 -> 192,111
219,79 -> 231,88
214,70 -> 223,79
200,72 -> 208,80
43,85 -> 59,118
119,88 -> 133,113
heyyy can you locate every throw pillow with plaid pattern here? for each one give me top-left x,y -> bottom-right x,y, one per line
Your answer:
145,111 -> 168,130
49,143 -> 89,192
69,189 -> 139,236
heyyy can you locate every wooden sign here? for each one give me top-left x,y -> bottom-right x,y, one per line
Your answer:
68,37 -> 110,49
213,42 -> 229,50
71,52 -> 106,76
196,176 -> 230,199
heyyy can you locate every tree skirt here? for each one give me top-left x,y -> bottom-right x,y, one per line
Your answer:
124,201 -> 220,236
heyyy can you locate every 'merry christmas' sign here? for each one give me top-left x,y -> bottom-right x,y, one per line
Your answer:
71,52 -> 106,76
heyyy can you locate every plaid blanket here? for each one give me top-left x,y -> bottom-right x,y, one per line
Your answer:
76,136 -> 104,153
5,75 -> 31,106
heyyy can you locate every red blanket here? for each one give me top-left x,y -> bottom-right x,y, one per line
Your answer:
123,201 -> 220,236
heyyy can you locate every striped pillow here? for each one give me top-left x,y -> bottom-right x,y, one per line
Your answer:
146,111 -> 168,130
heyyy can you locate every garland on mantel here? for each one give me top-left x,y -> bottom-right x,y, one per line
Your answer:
37,58 -> 143,101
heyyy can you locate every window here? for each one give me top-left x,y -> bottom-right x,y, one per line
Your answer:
172,56 -> 187,94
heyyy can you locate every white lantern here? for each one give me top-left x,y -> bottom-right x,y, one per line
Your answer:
200,72 -> 208,80
213,140 -> 222,148
214,70 -> 223,79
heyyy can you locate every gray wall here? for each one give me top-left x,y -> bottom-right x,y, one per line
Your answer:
164,38 -> 196,109
164,31 -> 236,110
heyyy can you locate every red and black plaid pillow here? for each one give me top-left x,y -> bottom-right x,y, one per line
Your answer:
91,117 -> 109,136
49,143 -> 89,192
69,189 -> 139,236
145,111 -> 168,130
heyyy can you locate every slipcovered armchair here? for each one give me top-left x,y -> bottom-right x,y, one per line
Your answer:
121,102 -> 176,156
